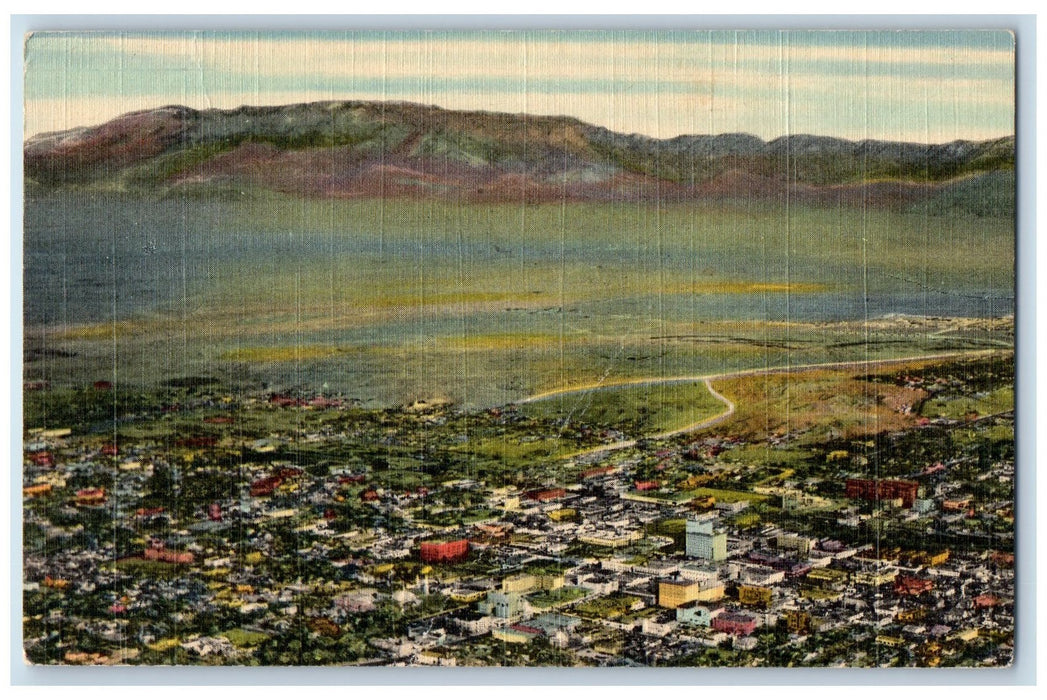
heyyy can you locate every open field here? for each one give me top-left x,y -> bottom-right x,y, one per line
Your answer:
520,380 -> 725,435
25,194 -> 1013,408
921,387 -> 1014,420
505,348 -> 1009,448
699,353 -> 1012,444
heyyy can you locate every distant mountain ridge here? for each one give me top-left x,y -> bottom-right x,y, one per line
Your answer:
24,100 -> 1015,214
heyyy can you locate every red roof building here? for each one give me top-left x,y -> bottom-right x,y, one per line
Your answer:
30,451 -> 55,467
144,547 -> 194,565
75,487 -> 107,506
990,551 -> 1015,568
250,476 -> 283,497
942,498 -> 971,512
525,488 -> 567,502
894,576 -> 934,596
135,506 -> 165,518
420,539 -> 469,563
509,623 -> 544,636
712,612 -> 759,636
846,478 -> 919,508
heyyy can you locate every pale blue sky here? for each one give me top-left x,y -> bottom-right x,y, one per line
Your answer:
24,29 -> 1015,142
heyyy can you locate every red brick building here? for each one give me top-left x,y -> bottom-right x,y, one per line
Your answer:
420,539 -> 469,563
144,547 -> 195,565
250,476 -> 283,497
894,576 -> 934,596
30,451 -> 55,467
135,506 -> 165,518
845,478 -> 919,507
712,612 -> 759,636
525,488 -> 567,502
990,551 -> 1015,568
75,487 -> 107,506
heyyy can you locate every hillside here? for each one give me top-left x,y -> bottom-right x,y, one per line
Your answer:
24,100 -> 1015,214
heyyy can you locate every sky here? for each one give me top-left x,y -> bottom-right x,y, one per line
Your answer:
23,29 -> 1015,142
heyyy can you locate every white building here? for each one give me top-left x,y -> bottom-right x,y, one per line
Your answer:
686,516 -> 727,561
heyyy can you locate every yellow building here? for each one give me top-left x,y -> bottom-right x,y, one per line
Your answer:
917,642 -> 942,667
949,628 -> 980,643
875,635 -> 907,648
783,609 -> 813,634
659,580 -> 698,609
738,585 -> 773,608
658,579 -> 725,608
775,533 -> 816,558
853,569 -> 898,586
697,583 -> 725,602
805,568 -> 849,590
896,608 -> 926,623
579,531 -> 643,548
448,588 -> 487,603
23,483 -> 53,498
502,572 -> 564,594
927,550 -> 950,566
502,574 -> 537,593
537,573 -> 565,591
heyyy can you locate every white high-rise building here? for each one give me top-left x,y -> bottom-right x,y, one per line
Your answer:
686,516 -> 727,561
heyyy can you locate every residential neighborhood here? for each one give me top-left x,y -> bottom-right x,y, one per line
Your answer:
22,357 -> 1014,667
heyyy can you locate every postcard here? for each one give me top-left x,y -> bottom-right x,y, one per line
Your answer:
22,28 -> 1015,667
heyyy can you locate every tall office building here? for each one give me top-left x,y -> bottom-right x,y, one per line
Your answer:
686,516 -> 727,561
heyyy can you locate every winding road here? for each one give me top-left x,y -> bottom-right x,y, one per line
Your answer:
522,348 -> 1007,461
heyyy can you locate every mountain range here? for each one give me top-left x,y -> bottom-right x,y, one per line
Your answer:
24,100 -> 1015,214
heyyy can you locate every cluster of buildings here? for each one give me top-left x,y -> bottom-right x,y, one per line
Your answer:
21,369 -> 1015,667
